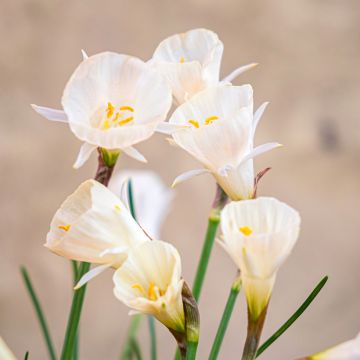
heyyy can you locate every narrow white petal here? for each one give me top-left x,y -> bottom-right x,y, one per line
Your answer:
73,143 -> 97,169
118,177 -> 130,210
74,263 -> 112,289
156,122 -> 188,135
218,164 -> 234,177
99,246 -> 128,257
222,63 -> 258,83
253,102 -> 269,134
238,143 -> 283,168
81,49 -> 88,60
123,146 -> 147,163
172,168 -> 210,188
31,104 -> 68,123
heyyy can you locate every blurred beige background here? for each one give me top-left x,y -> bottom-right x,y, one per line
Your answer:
1,0 -> 360,359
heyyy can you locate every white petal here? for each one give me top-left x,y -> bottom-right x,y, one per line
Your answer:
253,102 -> 269,135
73,142 -> 97,169
238,142 -> 283,167
123,146 -> 147,163
81,49 -> 88,60
218,164 -> 234,177
222,62 -> 258,83
172,168 -> 210,188
99,246 -> 128,257
156,122 -> 188,135
74,263 -> 112,289
0,338 -> 16,360
31,104 -> 68,123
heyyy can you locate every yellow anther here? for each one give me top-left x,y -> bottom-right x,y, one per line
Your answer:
58,224 -> 71,232
119,106 -> 134,112
118,116 -> 134,126
188,119 -> 200,128
112,112 -> 120,122
114,205 -> 121,212
106,102 -> 115,118
103,119 -> 110,129
148,283 -> 157,301
239,226 -> 253,236
205,116 -> 219,125
132,283 -> 146,295
179,56 -> 185,64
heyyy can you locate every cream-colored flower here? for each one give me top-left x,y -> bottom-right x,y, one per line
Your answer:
32,51 -> 172,168
46,179 -> 150,287
169,85 -> 281,200
109,170 -> 174,239
151,28 -> 256,105
220,197 -> 300,319
309,333 -> 360,360
113,240 -> 185,333
0,338 -> 16,360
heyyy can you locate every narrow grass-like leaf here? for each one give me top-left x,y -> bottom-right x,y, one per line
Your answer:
130,338 -> 143,360
256,275 -> 328,358
148,316 -> 157,360
21,267 -> 57,360
24,351 -> 29,360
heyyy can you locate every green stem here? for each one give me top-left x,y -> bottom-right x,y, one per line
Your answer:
130,338 -> 143,360
209,275 -> 241,360
148,316 -> 157,360
21,267 -> 57,360
185,342 -> 198,360
24,352 -> 29,360
71,261 -> 79,360
120,315 -> 143,359
60,262 -> 90,360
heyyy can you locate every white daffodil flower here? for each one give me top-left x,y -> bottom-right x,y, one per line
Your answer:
32,52 -> 172,168
113,240 -> 185,333
109,170 -> 174,239
168,85 -> 281,200
308,333 -> 360,360
151,28 -> 257,105
0,338 -> 16,360
220,197 -> 300,320
46,179 -> 150,288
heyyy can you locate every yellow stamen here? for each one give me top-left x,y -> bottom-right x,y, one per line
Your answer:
103,119 -> 110,129
239,226 -> 253,236
107,102 -> 115,118
112,112 -> 120,122
148,282 -> 157,301
188,119 -> 200,128
114,205 -> 121,212
179,56 -> 185,64
58,224 -> 71,232
119,106 -> 134,112
118,116 -> 134,126
205,116 -> 219,125
132,283 -> 146,295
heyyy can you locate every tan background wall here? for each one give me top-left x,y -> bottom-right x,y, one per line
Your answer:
1,0 -> 360,359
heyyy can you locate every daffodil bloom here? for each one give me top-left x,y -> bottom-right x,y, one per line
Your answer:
109,170 -> 174,239
220,197 -> 300,319
306,333 -> 360,360
151,28 -> 257,105
32,51 -> 172,168
169,85 -> 281,200
46,179 -> 150,287
113,240 -> 185,333
0,338 -> 16,360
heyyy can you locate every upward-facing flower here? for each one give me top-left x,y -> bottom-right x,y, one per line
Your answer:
151,28 -> 257,104
220,197 -> 301,320
109,170 -> 174,239
32,52 -> 172,168
169,85 -> 281,201
113,240 -> 185,333
46,179 -> 150,287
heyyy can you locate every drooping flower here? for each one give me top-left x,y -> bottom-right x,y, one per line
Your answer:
305,333 -> 360,360
32,52 -> 172,168
0,338 -> 16,360
220,197 -> 300,319
168,85 -> 281,201
151,28 -> 256,105
46,179 -> 150,287
109,170 -> 174,239
113,240 -> 185,333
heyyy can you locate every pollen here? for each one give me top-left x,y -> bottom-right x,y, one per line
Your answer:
120,106 -> 134,112
205,116 -> 219,125
114,205 -> 121,212
239,226 -> 253,236
179,56 -> 185,64
112,112 -> 120,122
132,283 -> 146,295
106,102 -> 115,118
103,119 -> 110,129
119,117 -> 134,126
58,224 -> 71,232
148,282 -> 157,301
188,119 -> 200,128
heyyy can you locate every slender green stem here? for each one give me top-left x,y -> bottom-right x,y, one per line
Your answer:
256,276 -> 328,358
130,338 -> 143,360
185,342 -> 198,360
120,315 -> 143,359
24,352 -> 29,360
209,275 -> 241,360
148,316 -> 157,360
127,179 -> 136,219
71,261 -> 79,360
21,267 -> 57,360
60,262 -> 90,360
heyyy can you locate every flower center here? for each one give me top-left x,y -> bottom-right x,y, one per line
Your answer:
132,282 -> 166,301
187,115 -> 219,129
94,102 -> 135,130
239,226 -> 252,236
179,56 -> 185,64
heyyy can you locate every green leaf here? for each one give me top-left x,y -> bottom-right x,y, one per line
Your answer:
24,351 -> 29,360
256,275 -> 328,358
148,316 -> 157,360
130,338 -> 143,360
21,267 -> 57,360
